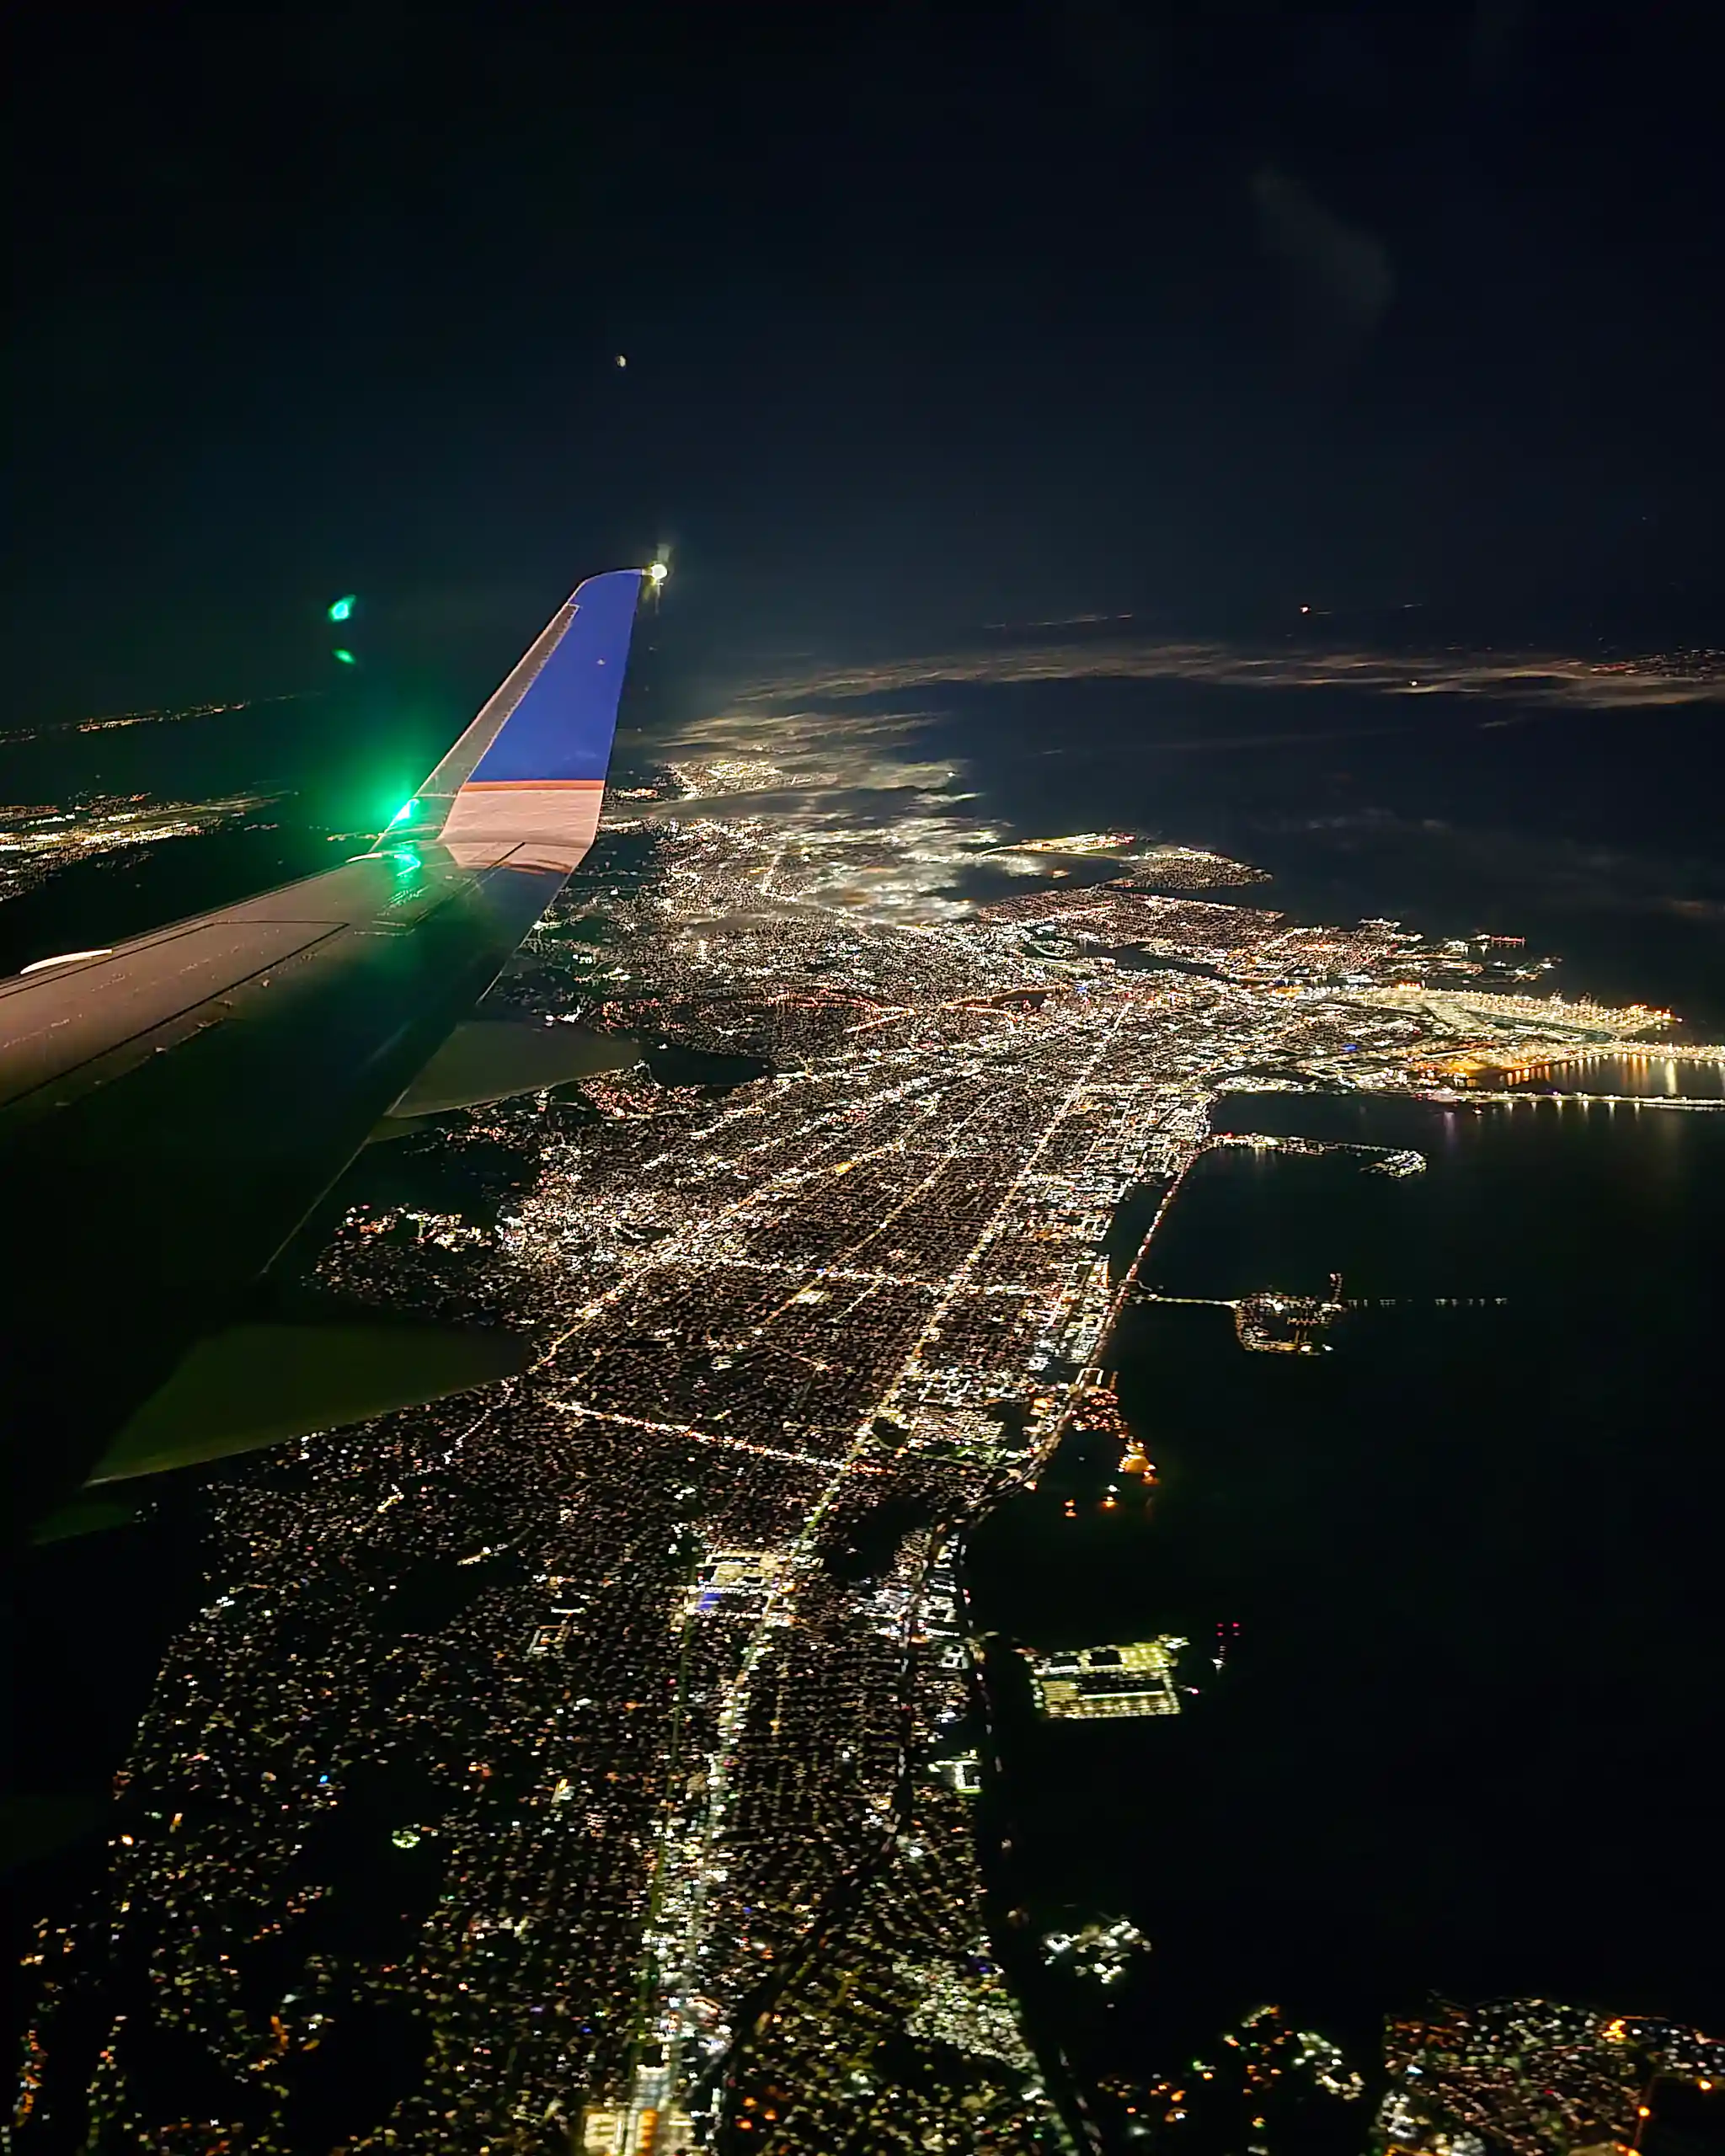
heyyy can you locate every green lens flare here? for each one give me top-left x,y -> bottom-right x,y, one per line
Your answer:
332,648 -> 357,665
328,595 -> 356,623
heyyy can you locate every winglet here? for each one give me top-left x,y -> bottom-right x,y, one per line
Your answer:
405,568 -> 647,870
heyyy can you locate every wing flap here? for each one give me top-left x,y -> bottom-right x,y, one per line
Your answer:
89,1319 -> 536,1484
387,1017 -> 641,1118
0,919 -> 337,1112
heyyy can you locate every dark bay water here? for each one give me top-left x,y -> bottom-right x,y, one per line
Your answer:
966,1087 -> 1725,2079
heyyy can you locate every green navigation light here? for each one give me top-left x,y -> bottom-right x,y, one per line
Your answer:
387,798 -> 419,828
328,595 -> 356,623
332,648 -> 357,665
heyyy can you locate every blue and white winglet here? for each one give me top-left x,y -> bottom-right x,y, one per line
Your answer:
400,567 -> 647,871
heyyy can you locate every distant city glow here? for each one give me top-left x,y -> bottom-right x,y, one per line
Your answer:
1,792 -> 274,909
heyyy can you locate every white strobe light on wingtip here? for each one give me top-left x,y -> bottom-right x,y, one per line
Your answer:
648,562 -> 669,584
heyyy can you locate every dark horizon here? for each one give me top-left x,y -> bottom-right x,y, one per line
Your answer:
10,2 -> 1725,728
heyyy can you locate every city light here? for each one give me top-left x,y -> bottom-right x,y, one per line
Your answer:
1,791 -> 277,909
16,746 -> 1721,2153
1378,1998 -> 1725,2156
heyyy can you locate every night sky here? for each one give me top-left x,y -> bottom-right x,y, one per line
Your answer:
9,2 -> 1724,720
8,4 -> 1725,2095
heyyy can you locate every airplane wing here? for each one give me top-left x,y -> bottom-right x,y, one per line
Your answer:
0,568 -> 651,1536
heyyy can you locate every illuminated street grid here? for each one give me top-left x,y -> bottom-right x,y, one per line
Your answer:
13,784 -> 1716,2154
1375,1997 -> 1725,2156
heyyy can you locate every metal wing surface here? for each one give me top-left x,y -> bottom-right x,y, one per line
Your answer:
0,568 -> 647,1529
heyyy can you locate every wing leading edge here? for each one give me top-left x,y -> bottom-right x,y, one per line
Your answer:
0,569 -> 649,1531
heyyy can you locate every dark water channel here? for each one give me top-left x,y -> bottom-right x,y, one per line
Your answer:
966,1087 -> 1725,2084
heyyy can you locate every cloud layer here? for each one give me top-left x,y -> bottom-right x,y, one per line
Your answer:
640,629 -> 1725,927
712,634 -> 1725,715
